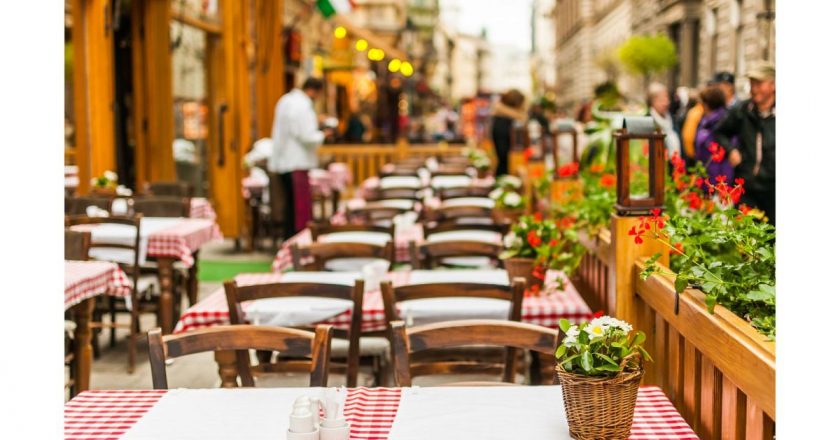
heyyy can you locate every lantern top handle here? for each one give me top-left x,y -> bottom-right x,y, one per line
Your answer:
622,116 -> 657,135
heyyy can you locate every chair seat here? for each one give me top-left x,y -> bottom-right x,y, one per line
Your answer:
330,336 -> 390,358
325,258 -> 390,272
440,256 -> 495,269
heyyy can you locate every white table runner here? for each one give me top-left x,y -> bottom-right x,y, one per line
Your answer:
246,272 -> 360,326
387,386 -> 570,440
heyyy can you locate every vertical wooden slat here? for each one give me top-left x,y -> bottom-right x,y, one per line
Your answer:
667,324 -> 684,408
721,376 -> 747,440
681,339 -> 700,430
744,396 -> 773,440
654,313 -> 668,388
639,302 -> 657,386
700,356 -> 723,440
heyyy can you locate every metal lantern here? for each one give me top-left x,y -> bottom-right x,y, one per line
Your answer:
613,116 -> 666,215
550,118 -> 578,178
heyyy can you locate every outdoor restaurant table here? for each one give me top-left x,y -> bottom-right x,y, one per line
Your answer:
64,386 -> 698,440
174,269 -> 591,334
71,217 -> 221,334
272,224 -> 425,272
107,197 -> 217,220
64,260 -> 131,395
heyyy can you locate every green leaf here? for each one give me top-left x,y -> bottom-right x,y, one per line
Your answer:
675,276 -> 689,293
630,331 -> 646,346
594,353 -> 619,366
637,346 -> 653,362
581,351 -> 593,372
559,319 -> 571,333
555,345 -> 567,359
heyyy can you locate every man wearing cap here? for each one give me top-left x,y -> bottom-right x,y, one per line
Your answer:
712,71 -> 739,108
712,62 -> 776,224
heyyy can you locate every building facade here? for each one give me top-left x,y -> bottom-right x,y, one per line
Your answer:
531,0 -> 558,98
555,0 -> 775,110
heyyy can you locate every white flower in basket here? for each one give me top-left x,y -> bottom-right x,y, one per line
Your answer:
496,175 -> 522,190
489,187 -> 504,200
502,192 -> 522,208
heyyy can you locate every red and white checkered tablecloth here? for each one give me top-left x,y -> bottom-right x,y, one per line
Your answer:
65,261 -> 132,311
189,198 -> 217,220
271,224 -> 425,272
173,270 -> 591,334
64,386 -> 697,440
146,219 -> 222,266
241,165 -> 351,199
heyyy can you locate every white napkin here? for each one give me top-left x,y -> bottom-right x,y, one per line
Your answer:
362,260 -> 390,291
387,386 -> 570,440
85,205 -> 110,218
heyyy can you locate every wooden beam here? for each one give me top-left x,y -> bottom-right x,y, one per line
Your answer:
254,0 -> 285,138
171,8 -> 223,34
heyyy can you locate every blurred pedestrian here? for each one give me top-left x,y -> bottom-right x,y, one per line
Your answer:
713,62 -> 776,223
343,112 -> 366,143
694,87 -> 733,184
648,82 -> 681,158
269,77 -> 331,235
490,89 -> 527,175
711,71 -> 739,108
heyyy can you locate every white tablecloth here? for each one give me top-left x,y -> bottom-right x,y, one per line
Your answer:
430,175 -> 472,189
318,231 -> 392,246
380,176 -> 422,189
439,197 -> 495,209
246,272 -> 360,327
85,218 -> 183,264
401,270 -> 512,326
425,230 -> 502,244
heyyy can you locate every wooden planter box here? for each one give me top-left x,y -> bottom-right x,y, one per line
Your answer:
632,261 -> 775,439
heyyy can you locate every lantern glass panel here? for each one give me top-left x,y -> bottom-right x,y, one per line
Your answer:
628,139 -> 651,200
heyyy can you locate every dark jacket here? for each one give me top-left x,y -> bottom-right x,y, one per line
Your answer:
712,100 -> 776,194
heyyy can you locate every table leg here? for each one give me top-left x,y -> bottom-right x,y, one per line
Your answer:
157,257 -> 175,335
188,251 -> 199,306
72,298 -> 94,396
215,350 -> 239,387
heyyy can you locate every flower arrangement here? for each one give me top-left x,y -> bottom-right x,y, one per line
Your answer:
489,175 -> 524,210
501,213 -> 585,294
556,315 -> 651,376
463,147 -> 491,171
633,153 -> 776,338
91,170 -> 119,189
495,174 -> 522,190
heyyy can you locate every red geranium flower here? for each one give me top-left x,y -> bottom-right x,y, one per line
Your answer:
523,147 -> 533,161
558,162 -> 580,177
527,230 -> 542,247
589,163 -> 605,173
591,310 -> 605,319
533,212 -> 542,221
532,265 -> 546,280
709,142 -> 725,163
673,242 -> 685,254
599,173 -> 617,188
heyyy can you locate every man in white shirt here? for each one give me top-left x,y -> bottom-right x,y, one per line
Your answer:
268,78 -> 329,236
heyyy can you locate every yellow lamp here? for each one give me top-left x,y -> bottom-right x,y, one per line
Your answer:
355,39 -> 368,52
334,26 -> 347,39
400,61 -> 414,77
388,58 -> 402,72
368,48 -> 384,61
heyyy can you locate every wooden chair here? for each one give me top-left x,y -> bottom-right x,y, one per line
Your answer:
132,196 -> 191,217
346,206 -> 409,227
439,186 -> 493,200
423,221 -> 509,238
147,181 -> 193,198
65,196 -> 113,216
225,279 -> 376,387
390,319 -> 561,386
290,241 -> 394,272
65,215 -> 156,373
65,229 -> 91,260
364,188 -> 422,203
382,278 -> 525,383
147,325 -> 333,389
308,221 -> 394,241
409,240 -> 504,269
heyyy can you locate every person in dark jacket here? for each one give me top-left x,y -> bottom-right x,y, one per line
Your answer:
695,86 -> 734,184
713,62 -> 776,223
490,89 -> 527,176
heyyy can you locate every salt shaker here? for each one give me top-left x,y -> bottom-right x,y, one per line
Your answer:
287,397 -> 319,440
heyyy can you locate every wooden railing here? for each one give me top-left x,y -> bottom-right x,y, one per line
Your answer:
632,261 -> 775,439
571,228 -> 612,314
317,142 -> 467,189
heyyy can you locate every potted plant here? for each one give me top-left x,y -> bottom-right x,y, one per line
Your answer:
555,316 -> 651,440
464,147 -> 491,178
490,175 -> 524,221
90,170 -> 119,195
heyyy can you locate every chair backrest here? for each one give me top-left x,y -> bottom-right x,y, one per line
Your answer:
291,242 -> 394,271
438,186 -> 493,200
147,181 -> 193,198
132,196 -> 190,218
147,325 -> 333,389
431,166 -> 469,176
380,277 -> 525,326
390,319 -> 561,386
308,221 -> 394,241
365,188 -> 422,202
346,206 -> 408,225
430,205 -> 494,222
224,279 -> 364,386
65,196 -> 113,215
64,229 -> 91,261
409,240 -> 504,269
380,166 -> 420,177
423,220 -> 508,238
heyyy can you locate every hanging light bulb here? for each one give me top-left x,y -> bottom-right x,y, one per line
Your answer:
355,39 -> 368,51
368,48 -> 385,61
334,26 -> 347,39
388,58 -> 402,72
400,61 -> 414,77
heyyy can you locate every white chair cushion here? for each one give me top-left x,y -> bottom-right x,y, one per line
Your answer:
330,337 -> 390,358
440,256 -> 495,269
325,258 -> 389,272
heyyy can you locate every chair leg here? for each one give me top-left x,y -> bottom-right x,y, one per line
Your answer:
127,308 -> 139,374
529,350 -> 543,385
108,297 -> 116,348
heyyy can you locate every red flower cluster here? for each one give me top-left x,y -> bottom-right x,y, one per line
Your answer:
523,147 -> 534,162
706,176 -> 745,205
738,203 -> 752,215
527,230 -> 542,247
590,310 -> 605,319
708,142 -> 726,163
628,208 -> 665,245
558,162 -> 580,178
672,242 -> 685,255
533,212 -> 543,221
642,143 -> 649,157
531,265 -> 546,280
557,216 -> 576,229
683,191 -> 703,209
589,163 -> 605,173
671,151 -> 687,188
599,173 -> 617,188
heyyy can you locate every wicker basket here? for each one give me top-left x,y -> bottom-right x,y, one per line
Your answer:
555,366 -> 644,440
503,257 -> 544,290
